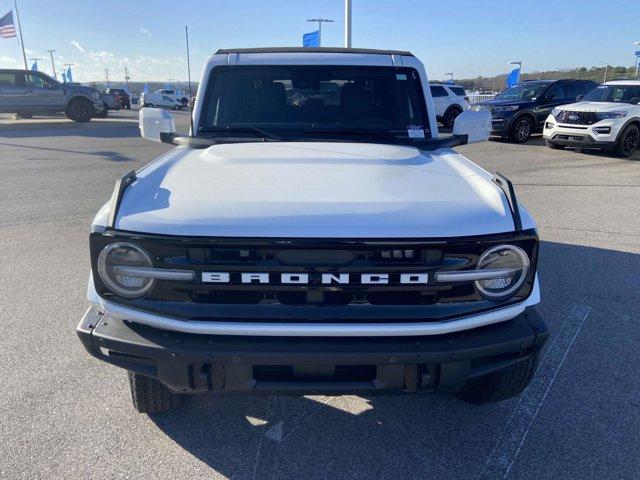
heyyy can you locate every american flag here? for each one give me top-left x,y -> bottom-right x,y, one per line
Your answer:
0,11 -> 17,39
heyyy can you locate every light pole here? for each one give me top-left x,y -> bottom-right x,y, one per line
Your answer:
124,65 -> 130,92
306,18 -> 334,47
46,49 -> 56,79
105,68 -> 110,88
634,41 -> 640,77
344,0 -> 352,47
443,72 -> 453,83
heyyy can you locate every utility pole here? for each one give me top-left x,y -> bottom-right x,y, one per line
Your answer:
13,0 -> 28,69
46,49 -> 56,79
306,18 -> 333,47
344,0 -> 352,48
28,57 -> 42,70
124,65 -> 130,92
105,68 -> 110,88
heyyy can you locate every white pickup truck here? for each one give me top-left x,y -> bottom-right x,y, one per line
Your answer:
78,47 -> 547,414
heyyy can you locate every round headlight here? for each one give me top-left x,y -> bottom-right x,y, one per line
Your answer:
97,242 -> 155,298
475,245 -> 529,300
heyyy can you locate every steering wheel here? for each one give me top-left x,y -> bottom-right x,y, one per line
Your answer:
352,118 -> 393,128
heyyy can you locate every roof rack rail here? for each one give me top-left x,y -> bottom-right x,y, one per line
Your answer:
107,170 -> 137,229
492,172 -> 522,232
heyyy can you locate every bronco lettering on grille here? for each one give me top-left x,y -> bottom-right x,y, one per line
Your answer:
201,272 -> 429,285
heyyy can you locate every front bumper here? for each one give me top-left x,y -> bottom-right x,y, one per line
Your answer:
77,305 -> 548,395
543,116 -> 620,150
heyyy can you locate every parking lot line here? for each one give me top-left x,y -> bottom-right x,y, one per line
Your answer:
477,304 -> 591,480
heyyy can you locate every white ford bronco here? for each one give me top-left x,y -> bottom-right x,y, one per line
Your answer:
78,47 -> 547,413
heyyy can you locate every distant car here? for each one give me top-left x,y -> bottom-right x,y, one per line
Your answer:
544,80 -> 640,157
140,91 -> 182,110
106,88 -> 131,109
472,79 -> 598,143
155,88 -> 189,106
429,83 -> 470,128
95,91 -> 119,118
0,69 -> 104,121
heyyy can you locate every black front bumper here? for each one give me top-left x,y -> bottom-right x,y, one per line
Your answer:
77,306 -> 548,395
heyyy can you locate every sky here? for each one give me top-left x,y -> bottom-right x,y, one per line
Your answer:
0,0 -> 639,85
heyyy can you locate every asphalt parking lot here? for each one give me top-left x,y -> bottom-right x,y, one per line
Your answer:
1,110 -> 638,480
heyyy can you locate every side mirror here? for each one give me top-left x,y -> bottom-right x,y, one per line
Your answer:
139,107 -> 175,143
453,110 -> 491,144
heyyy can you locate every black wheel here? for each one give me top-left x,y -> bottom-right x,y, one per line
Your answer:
65,98 -> 94,122
172,104 -> 181,110
125,102 -> 131,110
442,106 -> 462,128
146,103 -> 154,108
546,140 -> 565,150
614,124 -> 640,158
128,371 -> 182,413
509,116 -> 533,143
456,353 -> 539,404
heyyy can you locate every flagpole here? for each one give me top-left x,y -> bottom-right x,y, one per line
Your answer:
13,0 -> 27,69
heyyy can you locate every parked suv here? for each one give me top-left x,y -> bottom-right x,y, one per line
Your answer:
543,80 -> 640,157
429,83 -> 469,128
0,69 -> 104,121
106,88 -> 131,109
473,79 -> 598,143
78,47 -> 547,413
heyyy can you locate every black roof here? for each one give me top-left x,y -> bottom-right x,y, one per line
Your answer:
215,47 -> 413,56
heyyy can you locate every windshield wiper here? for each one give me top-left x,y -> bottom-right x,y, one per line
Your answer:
303,128 -> 403,142
198,126 -> 281,141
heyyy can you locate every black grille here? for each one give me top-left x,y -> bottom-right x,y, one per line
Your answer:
555,110 -> 598,125
90,230 -> 539,323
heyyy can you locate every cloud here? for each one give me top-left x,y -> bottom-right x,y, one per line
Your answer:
90,50 -> 116,63
139,26 -> 152,37
0,55 -> 18,64
70,40 -> 85,53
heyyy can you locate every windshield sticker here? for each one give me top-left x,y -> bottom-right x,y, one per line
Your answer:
396,73 -> 407,80
407,125 -> 425,138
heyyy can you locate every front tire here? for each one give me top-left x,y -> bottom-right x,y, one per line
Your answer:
65,98 -> 94,122
456,353 -> 539,404
614,124 -> 639,158
442,106 -> 462,128
509,116 -> 533,143
128,371 -> 182,413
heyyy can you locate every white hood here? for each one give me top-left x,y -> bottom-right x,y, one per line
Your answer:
112,142 -> 516,238
559,101 -> 633,113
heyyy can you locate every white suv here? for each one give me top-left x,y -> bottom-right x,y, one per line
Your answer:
543,80 -> 640,158
429,83 -> 470,128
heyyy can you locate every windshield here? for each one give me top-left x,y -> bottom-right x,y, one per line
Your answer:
582,84 -> 640,104
198,65 -> 430,140
496,83 -> 550,101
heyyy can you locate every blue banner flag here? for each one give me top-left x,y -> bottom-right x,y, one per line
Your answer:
0,10 -> 17,38
143,83 -> 149,93
31,61 -> 37,71
66,66 -> 73,83
505,67 -> 520,88
303,30 -> 320,47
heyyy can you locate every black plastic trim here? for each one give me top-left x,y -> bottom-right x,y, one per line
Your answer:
215,47 -> 413,56
106,170 -> 136,229
492,172 -> 522,232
